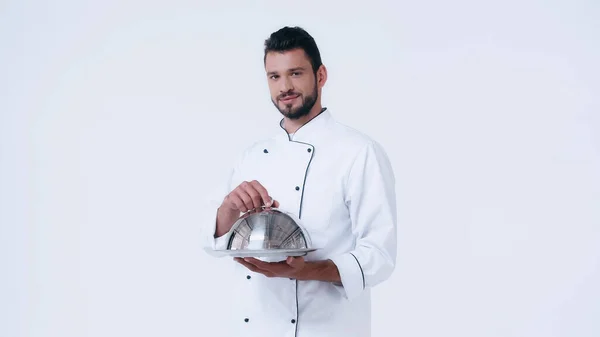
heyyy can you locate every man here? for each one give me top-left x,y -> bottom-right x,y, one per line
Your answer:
201,26 -> 397,337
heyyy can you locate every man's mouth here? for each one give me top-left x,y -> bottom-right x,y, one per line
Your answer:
280,94 -> 300,103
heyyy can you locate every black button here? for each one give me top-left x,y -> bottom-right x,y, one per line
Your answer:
244,318 -> 249,322
295,186 -> 300,191
263,149 -> 268,153
307,148 -> 311,152
246,275 -> 251,279
291,319 -> 296,324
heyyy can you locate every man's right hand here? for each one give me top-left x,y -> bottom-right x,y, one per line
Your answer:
214,180 -> 280,238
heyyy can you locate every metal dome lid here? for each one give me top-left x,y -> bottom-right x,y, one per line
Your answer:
215,207 -> 317,258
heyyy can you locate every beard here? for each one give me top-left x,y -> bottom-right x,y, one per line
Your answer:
272,82 -> 318,120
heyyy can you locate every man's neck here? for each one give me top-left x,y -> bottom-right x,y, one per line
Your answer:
283,105 -> 324,134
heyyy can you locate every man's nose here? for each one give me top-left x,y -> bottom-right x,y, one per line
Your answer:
280,76 -> 294,92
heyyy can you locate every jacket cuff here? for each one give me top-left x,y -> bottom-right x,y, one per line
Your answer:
201,209 -> 231,257
329,252 -> 365,301
214,232 -> 229,250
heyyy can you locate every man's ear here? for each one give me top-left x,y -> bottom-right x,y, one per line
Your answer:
317,65 -> 328,87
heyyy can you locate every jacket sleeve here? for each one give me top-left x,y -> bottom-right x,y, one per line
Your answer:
329,140 -> 398,301
199,153 -> 244,258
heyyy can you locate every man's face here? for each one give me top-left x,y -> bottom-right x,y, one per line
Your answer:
265,48 -> 319,120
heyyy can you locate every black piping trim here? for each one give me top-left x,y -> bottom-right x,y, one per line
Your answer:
278,107 -> 327,141
278,117 -> 317,218
287,140 -> 317,337
296,142 -> 314,219
293,142 -> 313,337
295,280 -> 299,336
278,108 -> 324,337
349,252 -> 366,289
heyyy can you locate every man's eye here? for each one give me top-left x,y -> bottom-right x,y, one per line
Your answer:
292,72 -> 301,76
270,75 -> 279,79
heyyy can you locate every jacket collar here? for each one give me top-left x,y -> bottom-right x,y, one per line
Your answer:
277,107 -> 331,143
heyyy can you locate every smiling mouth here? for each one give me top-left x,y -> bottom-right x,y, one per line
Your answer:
280,94 -> 300,103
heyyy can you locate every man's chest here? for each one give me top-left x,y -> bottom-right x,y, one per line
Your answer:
231,141 -> 355,254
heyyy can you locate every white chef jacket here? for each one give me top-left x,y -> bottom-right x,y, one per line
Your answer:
200,108 -> 397,337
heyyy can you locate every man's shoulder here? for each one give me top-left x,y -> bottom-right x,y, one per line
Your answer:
329,118 -> 386,153
328,119 -> 395,181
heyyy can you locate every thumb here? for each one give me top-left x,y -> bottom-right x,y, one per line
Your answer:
272,200 -> 280,208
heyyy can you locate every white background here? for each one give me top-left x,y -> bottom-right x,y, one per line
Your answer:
1,1 -> 599,336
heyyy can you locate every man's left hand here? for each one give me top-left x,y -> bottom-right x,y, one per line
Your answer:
234,256 -> 306,279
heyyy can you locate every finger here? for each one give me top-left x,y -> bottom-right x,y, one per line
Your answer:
227,194 -> 248,213
249,180 -> 273,207
243,257 -> 268,269
238,182 -> 262,210
233,188 -> 254,212
245,258 -> 289,275
237,257 -> 272,271
235,258 -> 275,277
272,200 -> 280,208
234,258 -> 263,273
244,185 -> 263,210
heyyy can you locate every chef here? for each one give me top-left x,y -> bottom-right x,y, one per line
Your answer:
201,26 -> 397,337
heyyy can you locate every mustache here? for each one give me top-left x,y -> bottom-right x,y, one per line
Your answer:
278,91 -> 301,100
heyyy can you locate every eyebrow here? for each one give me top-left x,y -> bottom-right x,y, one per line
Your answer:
267,67 -> 307,76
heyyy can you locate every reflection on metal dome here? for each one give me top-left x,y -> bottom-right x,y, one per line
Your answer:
227,207 -> 311,251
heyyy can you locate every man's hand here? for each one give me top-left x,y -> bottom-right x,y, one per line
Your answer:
222,180 -> 279,214
234,256 -> 306,279
215,180 -> 280,237
235,256 -> 342,284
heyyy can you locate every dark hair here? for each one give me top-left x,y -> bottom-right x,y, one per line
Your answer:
263,26 -> 323,74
